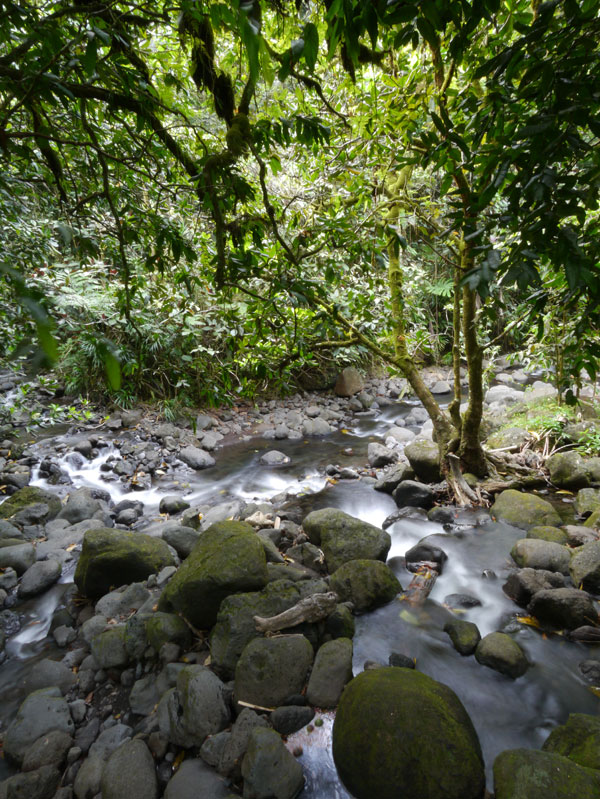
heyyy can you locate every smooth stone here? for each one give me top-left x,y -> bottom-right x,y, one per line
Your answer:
306,638 -> 353,708
164,758 -> 231,799
241,727 -> 304,799
475,632 -> 529,679
528,588 -> 598,630
3,687 -> 75,765
100,739 -> 158,799
18,559 -> 62,597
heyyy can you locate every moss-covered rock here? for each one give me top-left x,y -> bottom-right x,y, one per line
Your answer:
74,528 -> 176,599
329,559 -> 401,612
542,714 -> 600,770
302,508 -> 390,573
325,603 -> 355,640
486,427 -> 532,450
575,488 -> 600,518
510,539 -> 571,575
526,525 -> 569,544
547,451 -> 590,490
584,508 -> 600,529
146,612 -> 192,652
528,588 -> 598,630
444,618 -> 481,656
493,748 -> 600,799
0,486 -> 61,521
474,632 -> 529,679
332,668 -> 485,799
306,637 -> 353,708
404,438 -> 441,482
570,541 -> 600,593
91,626 -> 129,668
491,490 -> 561,530
158,521 -> 268,630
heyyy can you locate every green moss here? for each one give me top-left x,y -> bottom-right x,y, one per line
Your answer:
527,526 -> 569,544
491,490 -> 561,530
0,487 -> 61,520
493,748 -> 600,798
542,714 -> 600,770
329,559 -> 401,612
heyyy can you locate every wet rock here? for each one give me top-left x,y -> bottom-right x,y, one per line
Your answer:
367,443 -> 397,468
164,758 -> 231,799
502,568 -> 565,608
241,727 -> 304,799
158,496 -> 190,515
491,489 -> 561,530
159,521 -> 268,629
0,519 -> 23,541
306,638 -> 353,708
302,508 -> 390,573
575,488 -> 600,518
234,635 -> 314,708
570,540 -> 600,593
0,542 -> 35,575
0,765 -> 61,799
4,687 -> 75,765
57,488 -> 102,524
285,542 -> 325,573
385,426 -> 415,445
546,451 -> 590,490
542,713 -> 600,770
493,748 -> 600,799
329,559 -> 401,612
510,539 -> 570,575
25,658 -> 77,695
218,708 -> 269,779
178,445 -> 215,470
388,652 -> 416,668
579,659 -> 600,684
405,539 -> 448,572
443,593 -> 482,610
374,461 -> 415,493
332,668 -> 485,799
404,439 -> 441,482
444,619 -> 481,656
475,632 -> 529,679
302,418 -> 334,436
17,559 -> 62,597
0,487 -> 61,522
526,525 -> 569,544
334,368 -> 364,397
21,729 -> 73,772
259,450 -> 290,466
271,705 -> 315,735
392,480 -> 435,509
101,739 -> 158,799
528,588 -> 598,630
75,528 -> 175,599
146,612 -> 192,652
325,603 -> 355,640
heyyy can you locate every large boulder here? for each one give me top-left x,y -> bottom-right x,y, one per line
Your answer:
404,439 -> 441,482
158,521 -> 268,629
234,635 -> 314,708
510,539 -> 570,575
575,488 -> 600,518
526,525 -> 569,545
542,713 -> 600,770
302,508 -> 390,573
502,568 -> 565,607
329,559 -> 401,612
75,528 -> 176,599
528,588 -> 598,630
57,488 -> 102,524
3,688 -> 75,765
332,668 -> 485,799
546,451 -> 590,490
491,490 -> 561,530
493,748 -> 600,799
334,367 -> 364,397
474,632 -> 529,679
570,541 -> 600,593
0,487 -> 61,522
392,480 -> 435,509
101,739 -> 158,799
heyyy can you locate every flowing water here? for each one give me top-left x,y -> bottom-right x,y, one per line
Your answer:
0,395 -> 597,793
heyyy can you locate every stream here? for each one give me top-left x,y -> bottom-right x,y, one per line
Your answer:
0,392 -> 597,795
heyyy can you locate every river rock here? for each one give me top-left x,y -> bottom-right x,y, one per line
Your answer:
474,632 -> 529,679
575,488 -> 600,517
563,524 -> 599,546
579,659 -> 600,684
392,480 -> 435,509
510,538 -> 570,575
0,542 -> 35,575
3,687 -> 75,765
24,658 -> 77,695
178,445 -> 215,470
485,427 -> 532,450
160,523 -> 200,558
302,508 -> 390,573
21,729 -> 73,772
306,638 -> 353,708
101,739 -> 158,799
235,635 -> 313,708
217,708 -> 269,779
526,525 -> 569,544
385,426 -> 415,444
164,758 -> 231,799
570,541 -> 600,593
374,461 -> 415,493
334,367 -> 364,397
259,450 -> 290,466
485,385 -> 524,405
57,488 -> 102,524
75,528 -> 175,599
241,727 -> 304,799
403,439 -> 441,482
546,451 -> 590,490
18,559 -> 62,598
332,668 -> 485,799
405,538 -> 448,572
159,521 -> 268,629
158,495 -> 190,514
444,619 -> 481,656
491,489 -> 561,529
493,748 -> 600,799
271,705 -> 315,735
0,765 -> 61,799
146,612 -> 192,651
542,713 -> 600,770
209,580 -> 301,679
95,582 -> 150,618
0,487 -> 61,522
0,519 -> 23,541
367,443 -> 397,468
329,559 -> 401,611
91,626 -> 129,668
158,665 -> 230,748
502,568 -> 565,607
528,588 -> 598,630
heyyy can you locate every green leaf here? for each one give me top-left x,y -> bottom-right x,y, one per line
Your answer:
81,37 -> 98,78
104,350 -> 121,390
303,23 -> 319,71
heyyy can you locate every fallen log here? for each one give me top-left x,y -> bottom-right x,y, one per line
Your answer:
253,591 -> 338,634
399,561 -> 439,606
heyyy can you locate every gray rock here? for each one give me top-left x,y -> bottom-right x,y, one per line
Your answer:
306,638 -> 353,708
579,659 -> 600,684
199,499 -> 246,531
0,765 -> 61,799
367,443 -> 397,468
4,687 -> 75,765
201,431 -> 223,450
161,525 -> 199,558
404,439 -> 441,482
145,612 -> 191,651
271,705 -> 315,735
178,446 -> 215,470
444,619 -> 481,656
392,480 -> 435,509
241,727 -> 304,799
485,385 -> 524,405
218,708 -> 269,779
374,461 -> 415,494
81,615 -> 108,645
158,496 -> 190,515
18,559 -> 62,598
259,450 -> 290,466
334,368 -> 364,397
430,380 -> 451,394
91,626 -> 129,669
302,418 -> 333,436
129,675 -> 161,716
329,559 -> 401,612
164,758 -> 231,799
58,489 -> 102,524
511,538 -> 571,575
21,729 -> 73,772
570,541 -> 600,593
195,413 -> 216,431
528,588 -> 598,630
385,426 -> 415,444
475,632 -> 529,679
485,427 -> 532,450
235,635 -> 314,708
95,583 -> 150,619
302,508 -> 390,573
0,542 -> 35,575
502,568 -> 565,607
575,488 -> 600,517
25,658 -> 77,695
101,739 -> 158,799
547,451 -> 590,490
493,747 -> 600,799
562,525 -> 599,546
492,489 -> 561,530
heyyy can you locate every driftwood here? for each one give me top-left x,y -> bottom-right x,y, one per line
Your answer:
400,562 -> 439,606
253,592 -> 338,634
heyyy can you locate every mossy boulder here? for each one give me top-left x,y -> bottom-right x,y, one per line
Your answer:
0,486 -> 61,522
302,508 -> 390,573
570,541 -> 600,593
546,451 -> 590,490
542,713 -> 600,770
528,588 -> 598,630
404,439 -> 441,482
475,632 -> 529,679
526,525 -> 569,545
575,488 -> 600,518
146,612 -> 192,652
91,626 -> 129,668
209,580 -> 301,679
491,490 -> 561,530
444,618 -> 481,656
329,559 -> 401,612
74,528 -> 176,599
332,668 -> 485,799
493,748 -> 600,799
159,521 -> 268,629
510,539 -> 571,575
485,427 -> 532,450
